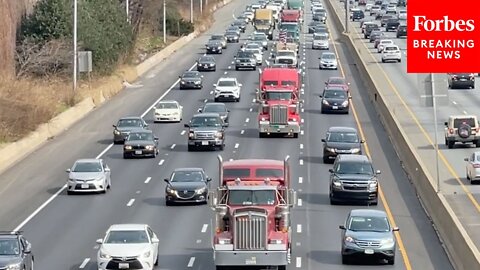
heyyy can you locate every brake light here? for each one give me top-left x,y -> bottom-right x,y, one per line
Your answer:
449,128 -> 454,134
473,164 -> 480,168
452,75 -> 458,80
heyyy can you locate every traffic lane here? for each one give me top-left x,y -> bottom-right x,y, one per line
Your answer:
0,0 -> 253,230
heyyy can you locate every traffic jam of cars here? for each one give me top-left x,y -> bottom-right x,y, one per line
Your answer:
1,0 -> 424,270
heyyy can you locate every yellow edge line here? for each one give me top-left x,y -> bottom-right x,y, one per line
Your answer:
349,21 -> 480,212
327,17 -> 413,270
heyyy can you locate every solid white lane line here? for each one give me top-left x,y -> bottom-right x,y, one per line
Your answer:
187,257 -> 196,267
96,144 -> 114,159
240,130 -> 245,135
201,224 -> 208,233
300,144 -> 304,149
158,159 -> 165,165
145,177 -> 152,184
79,258 -> 90,269
299,177 -> 303,183
245,118 -> 250,123
127,199 -> 135,207
299,159 -> 304,165
181,130 -> 186,135
170,144 -> 176,149
234,143 -> 239,149
298,198 -> 303,206
296,257 -> 302,268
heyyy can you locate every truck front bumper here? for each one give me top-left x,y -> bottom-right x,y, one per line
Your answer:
214,250 -> 288,266
259,122 -> 300,134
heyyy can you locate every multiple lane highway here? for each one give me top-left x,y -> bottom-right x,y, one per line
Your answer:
330,0 -> 480,254
0,0 -> 454,269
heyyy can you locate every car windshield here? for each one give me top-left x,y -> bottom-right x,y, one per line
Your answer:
237,52 -> 253,58
253,35 -> 266,41
228,190 -> 276,205
156,102 -> 178,109
328,78 -> 346,84
384,46 -> 398,51
200,56 -> 214,62
314,35 -> 328,40
190,116 -> 222,127
204,104 -> 227,112
217,80 -> 236,87
327,131 -> 359,143
226,31 -> 237,35
105,230 -> 149,244
182,72 -> 198,78
72,162 -> 102,172
266,91 -> 293,100
0,239 -> 20,255
322,54 -> 336,60
211,35 -> 223,40
348,216 -> 390,232
127,132 -> 153,141
324,89 -> 346,99
335,161 -> 374,175
171,171 -> 204,182
117,119 -> 143,127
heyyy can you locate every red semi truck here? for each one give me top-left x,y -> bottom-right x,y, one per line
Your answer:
280,9 -> 302,23
209,155 -> 297,270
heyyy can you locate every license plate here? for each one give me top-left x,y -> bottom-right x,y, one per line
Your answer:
273,125 -> 286,128
332,106 -> 338,109
364,249 -> 374,254
460,78 -> 467,81
81,184 -> 89,189
202,141 -> 209,145
135,150 -> 142,155
245,257 -> 257,265
118,263 -> 129,269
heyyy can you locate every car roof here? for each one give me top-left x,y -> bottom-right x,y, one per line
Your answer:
204,102 -> 226,107
75,158 -> 101,163
108,224 -> 148,231
218,77 -> 237,81
350,209 -> 387,217
158,100 -> 178,104
173,167 -> 204,172
337,154 -> 370,162
193,112 -> 221,118
328,76 -> 346,81
130,129 -> 153,134
119,116 -> 143,120
328,126 -> 358,133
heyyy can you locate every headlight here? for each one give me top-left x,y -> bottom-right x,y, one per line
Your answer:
124,145 -> 132,150
195,81 -> 200,84
215,132 -> 223,139
196,187 -> 207,194
114,130 -> 120,135
99,250 -> 111,259
6,263 -> 21,270
322,99 -> 329,105
218,46 -> 222,49
143,251 -> 151,257
166,186 -> 176,195
369,181 -> 378,190
219,238 -> 231,244
326,147 -> 336,153
189,132 -> 195,138
351,148 -> 361,154
145,145 -> 155,150
210,63 -> 215,66
236,59 -> 241,63
181,81 -> 185,84
344,236 -> 354,243
380,238 -> 394,245
341,100 -> 349,107
332,178 -> 342,187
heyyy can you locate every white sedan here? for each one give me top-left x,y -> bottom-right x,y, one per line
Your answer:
377,39 -> 394,53
465,152 -> 480,183
153,100 -> 183,122
381,45 -> 401,63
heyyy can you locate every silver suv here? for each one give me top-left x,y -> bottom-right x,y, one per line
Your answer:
444,115 -> 480,149
0,232 -> 34,270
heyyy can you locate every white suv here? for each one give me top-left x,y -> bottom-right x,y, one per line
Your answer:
312,33 -> 329,50
214,77 -> 242,102
382,45 -> 401,63
96,224 -> 159,270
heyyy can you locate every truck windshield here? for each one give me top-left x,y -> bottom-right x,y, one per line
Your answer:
255,19 -> 271,24
229,190 -> 276,205
266,91 -> 293,100
277,51 -> 295,57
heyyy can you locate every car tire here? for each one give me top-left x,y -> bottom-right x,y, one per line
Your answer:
165,200 -> 172,206
329,196 -> 338,205
387,256 -> 395,265
341,255 -> 351,264
214,98 -> 219,102
154,253 -> 159,266
476,140 -> 480,147
123,154 -> 129,159
398,59 -> 401,63
253,66 -> 256,71
370,198 -> 378,206
382,59 -> 385,63
235,67 -> 239,71
323,156 -> 329,164
467,171 -> 471,181
278,266 -> 286,270
67,190 -> 74,195
187,145 -> 194,152
259,132 -> 266,138
447,140 -> 455,149
293,133 -> 299,138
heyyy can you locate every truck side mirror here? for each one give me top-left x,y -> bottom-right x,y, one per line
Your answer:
184,124 -> 190,128
289,189 -> 298,207
464,157 -> 469,161
444,121 -> 448,126
321,139 -> 326,142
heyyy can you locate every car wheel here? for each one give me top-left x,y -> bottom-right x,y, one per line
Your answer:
165,200 -> 172,206
329,196 -> 338,205
278,266 -> 286,270
387,256 -> 395,265
253,66 -> 256,70
476,140 -> 480,147
293,133 -> 299,138
447,141 -> 455,149
235,67 -> 239,71
259,132 -> 266,138
370,198 -> 378,206
341,255 -> 351,264
382,59 -> 385,63
187,145 -> 194,152
467,170 -> 470,180
219,144 -> 225,151
323,156 -> 329,164
67,190 -> 74,195
154,253 -> 159,266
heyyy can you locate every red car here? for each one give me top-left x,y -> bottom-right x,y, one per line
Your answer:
325,76 -> 350,92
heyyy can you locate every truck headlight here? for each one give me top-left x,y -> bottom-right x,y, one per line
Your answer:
269,239 -> 283,244
6,263 -> 21,270
369,181 -> 378,190
333,179 -> 342,187
99,250 -> 112,259
215,132 -> 223,139
189,132 -> 195,138
124,145 -> 132,150
196,187 -> 207,194
219,238 -> 231,244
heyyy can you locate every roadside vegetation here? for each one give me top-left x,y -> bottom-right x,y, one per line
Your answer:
0,0 -> 220,144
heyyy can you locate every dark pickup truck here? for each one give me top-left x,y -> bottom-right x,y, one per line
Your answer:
396,25 -> 407,38
385,18 -> 400,31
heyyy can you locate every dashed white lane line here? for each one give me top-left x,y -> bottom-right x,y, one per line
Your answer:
181,130 -> 186,135
187,257 -> 196,267
170,144 -> 176,149
201,224 -> 208,233
301,108 -> 304,112
299,159 -> 304,165
300,144 -> 304,149
96,144 -> 114,159
158,159 -> 165,165
196,239 -> 202,244
228,66 -> 232,69
296,257 -> 302,268
298,198 -> 303,206
204,98 -> 208,103
463,110 -> 468,115
297,224 -> 302,233
231,61 -> 235,64
301,118 -> 304,123
249,108 -> 253,112
145,177 -> 152,184
245,118 -> 250,123
252,98 -> 256,102
127,199 -> 135,207
234,143 -> 240,149
299,177 -> 303,183
79,258 -> 90,268
452,100 -> 457,105
241,130 -> 245,135
300,130 -> 304,135
209,90 -> 213,94
224,71 -> 228,74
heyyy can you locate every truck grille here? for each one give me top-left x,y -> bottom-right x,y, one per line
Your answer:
234,213 -> 267,250
341,180 -> 369,191
195,132 -> 215,139
270,105 -> 288,124
356,240 -> 381,248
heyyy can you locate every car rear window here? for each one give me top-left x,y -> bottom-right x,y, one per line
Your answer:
454,118 -> 476,128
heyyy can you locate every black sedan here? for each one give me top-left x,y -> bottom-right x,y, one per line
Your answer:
123,130 -> 159,158
231,19 -> 246,32
179,71 -> 203,89
322,126 -> 364,163
225,30 -> 240,43
199,102 -> 230,125
448,73 -> 475,89
320,86 -> 351,114
164,168 -> 211,205
197,55 -> 216,71
205,40 -> 223,54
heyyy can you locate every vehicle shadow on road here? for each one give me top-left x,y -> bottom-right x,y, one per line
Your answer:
97,139 -> 112,145
308,250 -> 340,265
302,155 -> 324,164
300,193 -> 329,205
163,144 -> 188,152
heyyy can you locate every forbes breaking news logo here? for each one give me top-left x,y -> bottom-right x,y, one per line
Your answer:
407,0 -> 480,73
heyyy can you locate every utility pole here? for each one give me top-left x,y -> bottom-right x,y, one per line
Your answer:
345,0 -> 349,33
190,0 -> 193,22
126,0 -> 130,23
431,73 -> 441,193
73,0 -> 78,93
163,0 -> 167,43
200,0 -> 203,14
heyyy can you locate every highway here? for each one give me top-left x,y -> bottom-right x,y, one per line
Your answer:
0,0 -> 453,269
328,0 -> 480,255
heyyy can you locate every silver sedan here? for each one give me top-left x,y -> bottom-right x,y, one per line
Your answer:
465,152 -> 480,183
66,159 -> 111,194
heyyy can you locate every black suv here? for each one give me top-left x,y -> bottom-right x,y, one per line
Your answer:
364,24 -> 380,38
235,50 -> 256,71
351,10 -> 364,21
0,232 -> 34,270
396,25 -> 407,38
322,126 -> 364,163
385,18 -> 400,31
329,155 -> 380,205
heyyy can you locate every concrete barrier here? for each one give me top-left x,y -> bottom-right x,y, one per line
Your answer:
324,0 -> 480,269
